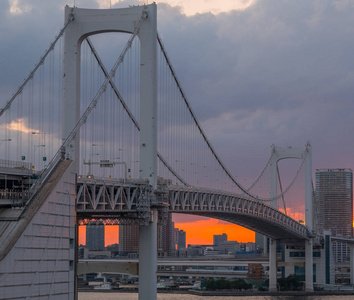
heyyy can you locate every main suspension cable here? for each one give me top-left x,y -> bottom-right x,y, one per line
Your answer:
29,7 -> 148,193
85,36 -> 189,186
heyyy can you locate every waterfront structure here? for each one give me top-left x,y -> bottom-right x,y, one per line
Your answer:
283,234 -> 334,285
86,221 -> 105,251
247,263 -> 264,280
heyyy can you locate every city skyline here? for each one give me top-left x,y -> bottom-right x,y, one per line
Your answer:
78,220 -> 256,247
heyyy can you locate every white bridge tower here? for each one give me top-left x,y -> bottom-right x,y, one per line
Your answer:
268,142 -> 313,292
62,4 -> 158,299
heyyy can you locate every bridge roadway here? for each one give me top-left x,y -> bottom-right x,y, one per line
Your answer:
78,258 -> 270,278
76,176 -> 310,243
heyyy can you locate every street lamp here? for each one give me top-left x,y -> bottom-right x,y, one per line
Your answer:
33,144 -> 45,169
32,132 -> 46,164
0,138 -> 11,146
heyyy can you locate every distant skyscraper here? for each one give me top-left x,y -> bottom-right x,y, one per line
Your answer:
315,169 -> 353,237
86,221 -> 105,250
119,213 -> 174,255
157,213 -> 174,256
177,229 -> 186,250
213,233 -> 227,246
119,224 -> 139,252
315,168 -> 353,263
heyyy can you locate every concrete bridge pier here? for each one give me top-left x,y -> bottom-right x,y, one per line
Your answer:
269,239 -> 277,291
305,239 -> 314,291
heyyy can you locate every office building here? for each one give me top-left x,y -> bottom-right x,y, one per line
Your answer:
158,213 -> 174,256
315,168 -> 353,237
119,213 -> 174,255
315,168 -> 353,263
119,224 -> 139,252
86,221 -> 105,251
176,229 -> 186,250
213,233 -> 227,246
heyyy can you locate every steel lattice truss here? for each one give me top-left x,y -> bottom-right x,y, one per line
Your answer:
76,177 -> 311,242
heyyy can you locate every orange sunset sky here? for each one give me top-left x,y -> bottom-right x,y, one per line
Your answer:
79,218 -> 255,247
79,210 -> 307,247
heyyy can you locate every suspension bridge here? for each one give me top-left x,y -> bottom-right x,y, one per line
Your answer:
0,4 -> 335,300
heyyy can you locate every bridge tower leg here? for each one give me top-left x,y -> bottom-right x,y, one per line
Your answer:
138,4 -> 158,300
269,239 -> 277,291
269,143 -> 314,292
304,143 -> 314,292
63,5 -> 158,300
305,239 -> 314,291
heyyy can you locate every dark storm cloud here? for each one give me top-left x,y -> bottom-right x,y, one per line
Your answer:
156,0 -> 354,179
1,0 -> 354,181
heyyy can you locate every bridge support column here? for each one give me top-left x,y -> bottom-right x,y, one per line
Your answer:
269,239 -> 277,291
139,210 -> 158,300
305,239 -> 314,292
138,4 -> 158,300
350,244 -> 354,285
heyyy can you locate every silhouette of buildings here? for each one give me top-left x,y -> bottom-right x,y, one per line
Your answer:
119,224 -> 139,252
176,229 -> 186,250
118,213 -> 175,256
86,221 -> 105,251
213,233 -> 227,246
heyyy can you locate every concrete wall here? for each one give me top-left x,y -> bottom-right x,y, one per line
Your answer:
283,244 -> 334,285
0,163 -> 76,299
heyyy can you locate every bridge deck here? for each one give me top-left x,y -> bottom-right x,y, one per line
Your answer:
76,177 -> 311,242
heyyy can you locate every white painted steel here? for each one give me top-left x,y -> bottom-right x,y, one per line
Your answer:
269,239 -> 277,292
305,239 -> 314,291
138,4 -> 158,300
76,178 -> 310,240
62,5 -> 157,299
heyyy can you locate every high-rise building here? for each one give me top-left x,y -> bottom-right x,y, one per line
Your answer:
119,213 -> 174,255
177,229 -> 186,250
157,213 -> 174,256
213,233 -> 227,246
119,224 -> 139,252
315,168 -> 353,263
315,168 -> 353,237
86,221 -> 105,250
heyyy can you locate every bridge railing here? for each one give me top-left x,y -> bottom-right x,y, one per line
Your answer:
0,159 -> 32,171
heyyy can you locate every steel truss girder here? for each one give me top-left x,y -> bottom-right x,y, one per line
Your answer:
168,186 -> 310,240
76,178 -> 311,240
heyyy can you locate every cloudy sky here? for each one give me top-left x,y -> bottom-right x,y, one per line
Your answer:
1,0 -> 354,243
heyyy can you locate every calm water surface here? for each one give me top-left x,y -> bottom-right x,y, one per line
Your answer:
78,292 -> 354,300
